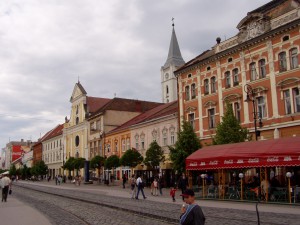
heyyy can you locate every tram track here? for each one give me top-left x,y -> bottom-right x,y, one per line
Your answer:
14,183 -> 299,225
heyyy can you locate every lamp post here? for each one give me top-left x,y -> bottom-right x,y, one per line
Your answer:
201,174 -> 206,199
286,172 -> 292,204
244,84 -> 263,141
239,173 -> 244,201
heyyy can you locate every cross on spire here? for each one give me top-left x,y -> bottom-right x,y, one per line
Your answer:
172,17 -> 174,27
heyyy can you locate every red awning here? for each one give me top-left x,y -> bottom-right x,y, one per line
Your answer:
186,137 -> 300,170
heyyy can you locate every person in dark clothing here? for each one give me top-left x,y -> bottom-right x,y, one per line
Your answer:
178,173 -> 189,200
122,174 -> 126,189
180,189 -> 205,225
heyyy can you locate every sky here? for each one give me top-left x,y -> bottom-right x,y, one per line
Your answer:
0,0 -> 270,151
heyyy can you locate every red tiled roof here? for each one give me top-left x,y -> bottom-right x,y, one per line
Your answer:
86,96 -> 111,113
43,124 -> 64,142
89,97 -> 162,119
107,101 -> 178,134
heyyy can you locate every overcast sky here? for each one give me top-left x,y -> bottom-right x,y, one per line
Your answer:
0,0 -> 270,151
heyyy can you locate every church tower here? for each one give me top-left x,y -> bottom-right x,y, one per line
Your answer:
161,21 -> 185,103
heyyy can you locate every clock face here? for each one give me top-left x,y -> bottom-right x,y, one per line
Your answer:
165,73 -> 169,79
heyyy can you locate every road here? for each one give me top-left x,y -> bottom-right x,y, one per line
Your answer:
12,181 -> 300,225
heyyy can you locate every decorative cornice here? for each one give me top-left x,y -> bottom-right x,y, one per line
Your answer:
277,77 -> 300,88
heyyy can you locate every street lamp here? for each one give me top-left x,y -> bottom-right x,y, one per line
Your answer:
244,84 -> 263,141
286,172 -> 292,204
239,173 -> 244,201
200,174 -> 206,199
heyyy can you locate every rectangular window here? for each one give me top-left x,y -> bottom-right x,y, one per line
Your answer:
211,77 -> 216,93
122,140 -> 126,152
234,102 -> 241,122
250,63 -> 256,81
141,140 -> 145,149
185,86 -> 190,100
107,144 -> 111,153
188,113 -> 195,129
126,138 -> 130,150
293,88 -> 300,113
257,96 -> 267,118
259,59 -> 266,78
191,84 -> 196,99
233,69 -> 239,86
283,90 -> 292,114
290,48 -> 298,69
170,132 -> 175,145
204,79 -> 209,95
163,135 -> 167,146
279,52 -> 287,72
135,140 -> 139,150
208,108 -> 215,129
225,71 -> 231,88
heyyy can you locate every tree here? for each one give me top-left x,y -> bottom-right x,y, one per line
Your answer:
21,164 -> 31,180
144,141 -> 165,168
120,149 -> 143,168
104,155 -> 120,170
213,102 -> 248,145
63,157 -> 76,174
90,155 -> 105,180
35,160 -> 48,176
169,120 -> 201,175
73,157 -> 85,176
9,164 -> 17,176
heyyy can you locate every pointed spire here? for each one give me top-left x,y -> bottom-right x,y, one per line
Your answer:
163,19 -> 185,68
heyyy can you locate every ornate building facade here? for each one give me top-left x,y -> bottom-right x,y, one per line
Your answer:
175,0 -> 300,144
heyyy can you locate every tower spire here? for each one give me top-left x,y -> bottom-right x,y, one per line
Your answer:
163,19 -> 185,68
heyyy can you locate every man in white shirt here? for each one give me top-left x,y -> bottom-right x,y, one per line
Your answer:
1,174 -> 12,202
135,175 -> 146,200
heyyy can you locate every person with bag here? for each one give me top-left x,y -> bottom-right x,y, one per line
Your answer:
1,174 -> 12,202
135,175 -> 146,200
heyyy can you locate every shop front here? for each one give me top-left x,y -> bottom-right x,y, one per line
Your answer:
186,137 -> 300,204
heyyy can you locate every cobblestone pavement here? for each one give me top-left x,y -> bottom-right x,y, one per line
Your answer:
14,182 -> 300,225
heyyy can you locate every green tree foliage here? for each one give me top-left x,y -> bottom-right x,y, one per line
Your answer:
169,120 -> 201,174
73,157 -> 85,171
144,141 -> 165,168
21,165 -> 31,179
9,164 -> 17,176
120,149 -> 143,168
213,102 -> 248,145
63,157 -> 76,172
104,155 -> 120,170
30,160 -> 48,176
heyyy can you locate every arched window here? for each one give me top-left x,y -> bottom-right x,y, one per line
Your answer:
204,79 -> 209,95
282,35 -> 289,42
191,83 -> 196,99
185,86 -> 190,100
279,52 -> 287,72
228,57 -> 233,63
76,117 -> 79,125
211,77 -> 216,93
232,68 -> 239,86
290,48 -> 298,69
166,85 -> 169,95
225,71 -> 231,88
258,59 -> 266,78
249,62 -> 256,81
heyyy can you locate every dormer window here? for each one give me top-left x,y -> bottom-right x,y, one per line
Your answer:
207,66 -> 211,71
188,74 -> 192,78
228,58 -> 233,63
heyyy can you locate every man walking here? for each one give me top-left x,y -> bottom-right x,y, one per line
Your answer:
1,174 -> 12,202
135,175 -> 146,200
180,189 -> 205,225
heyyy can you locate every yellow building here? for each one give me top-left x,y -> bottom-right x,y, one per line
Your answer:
63,82 -> 110,175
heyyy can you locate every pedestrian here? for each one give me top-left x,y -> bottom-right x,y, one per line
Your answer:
47,175 -> 51,182
1,174 -> 12,202
178,173 -> 189,200
170,187 -> 177,202
55,175 -> 58,185
78,175 -> 81,186
58,176 -> 62,185
122,173 -> 126,189
130,175 -> 136,199
180,189 -> 205,225
135,175 -> 147,200
153,178 -> 158,196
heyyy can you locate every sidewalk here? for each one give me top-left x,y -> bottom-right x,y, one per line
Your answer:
16,180 -> 300,215
0,195 -> 52,225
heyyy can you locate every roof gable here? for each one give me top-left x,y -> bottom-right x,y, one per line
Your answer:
70,82 -> 87,102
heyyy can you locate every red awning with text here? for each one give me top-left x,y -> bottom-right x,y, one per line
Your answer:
186,137 -> 300,170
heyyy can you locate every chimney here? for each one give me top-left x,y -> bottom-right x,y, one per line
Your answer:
216,37 -> 221,44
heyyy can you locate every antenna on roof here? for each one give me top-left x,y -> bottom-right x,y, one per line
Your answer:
172,17 -> 174,27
